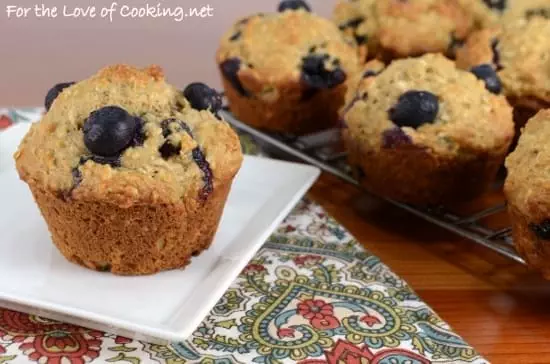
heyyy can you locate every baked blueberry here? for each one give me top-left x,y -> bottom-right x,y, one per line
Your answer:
471,64 -> 502,94
382,128 -> 412,148
45,82 -> 75,111
491,39 -> 503,70
530,220 -> 550,240
354,35 -> 368,45
301,54 -> 347,89
161,118 -> 192,138
159,119 -> 193,159
83,106 -> 137,157
338,17 -> 364,31
183,83 -> 222,113
389,91 -> 439,128
220,58 -> 249,97
238,17 -> 250,25
63,166 -> 83,200
363,70 -> 379,78
229,31 -> 242,41
526,8 -> 550,19
130,118 -> 146,147
448,34 -> 465,59
159,141 -> 181,159
483,0 -> 506,11
192,147 -> 213,200
278,0 -> 311,12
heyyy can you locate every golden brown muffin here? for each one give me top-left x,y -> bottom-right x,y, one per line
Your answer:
216,4 -> 360,135
505,110 -> 550,278
456,18 -> 550,122
333,0 -> 477,62
15,64 -> 243,275
342,54 -> 514,205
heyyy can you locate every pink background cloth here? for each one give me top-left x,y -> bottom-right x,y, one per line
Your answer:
0,0 -> 334,106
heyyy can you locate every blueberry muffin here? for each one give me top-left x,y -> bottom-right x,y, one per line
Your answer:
333,0 -> 476,62
505,110 -> 550,278
14,64 -> 243,275
341,54 -> 514,205
456,18 -> 550,123
217,0 -> 360,135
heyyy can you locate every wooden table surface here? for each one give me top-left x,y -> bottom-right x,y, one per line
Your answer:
307,173 -> 550,364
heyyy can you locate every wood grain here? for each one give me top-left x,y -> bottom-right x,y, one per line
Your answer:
307,172 -> 550,364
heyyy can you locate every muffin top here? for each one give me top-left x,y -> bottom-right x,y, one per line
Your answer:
333,0 -> 476,60
15,65 -> 243,207
343,54 -> 514,156
333,0 -> 377,61
216,3 -> 359,99
456,18 -> 550,106
505,109 -> 550,210
500,0 -> 550,24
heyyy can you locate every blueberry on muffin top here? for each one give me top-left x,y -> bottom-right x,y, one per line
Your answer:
45,82 -> 75,111
470,64 -> 502,94
530,220 -> 550,240
483,0 -> 507,11
388,91 -> 439,129
15,65 -> 243,207
217,2 -> 359,101
278,0 -> 311,12
83,106 -> 139,157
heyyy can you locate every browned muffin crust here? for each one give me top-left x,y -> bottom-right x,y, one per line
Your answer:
15,64 -> 243,275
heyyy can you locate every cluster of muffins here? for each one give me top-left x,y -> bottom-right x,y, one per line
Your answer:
12,0 -> 550,277
217,0 -> 550,275
15,65 -> 243,275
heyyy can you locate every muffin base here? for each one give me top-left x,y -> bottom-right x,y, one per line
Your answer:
222,78 -> 346,136
28,182 -> 232,275
343,131 -> 508,206
508,204 -> 550,279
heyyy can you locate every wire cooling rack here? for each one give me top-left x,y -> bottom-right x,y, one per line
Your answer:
221,110 -> 525,265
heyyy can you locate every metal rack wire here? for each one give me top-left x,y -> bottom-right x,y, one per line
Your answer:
221,110 -> 525,265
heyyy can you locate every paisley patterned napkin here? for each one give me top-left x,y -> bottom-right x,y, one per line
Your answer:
0,108 -> 487,364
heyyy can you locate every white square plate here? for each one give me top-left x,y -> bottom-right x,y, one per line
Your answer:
0,123 -> 320,343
